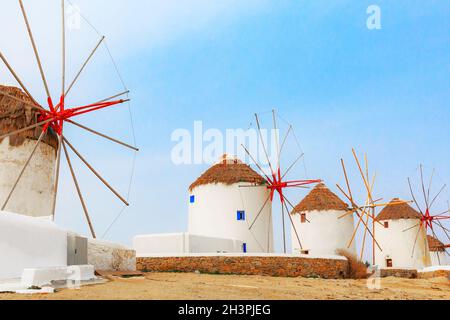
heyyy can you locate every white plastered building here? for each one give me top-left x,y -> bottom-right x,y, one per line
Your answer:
188,154 -> 273,253
290,183 -> 356,256
0,86 -> 132,283
0,86 -> 67,281
0,85 -> 58,218
374,199 -> 431,269
427,235 -> 448,266
134,154 -> 274,256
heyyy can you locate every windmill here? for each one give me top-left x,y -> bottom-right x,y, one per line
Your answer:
336,149 -> 410,263
241,110 -> 322,254
0,0 -> 138,238
406,165 -> 449,258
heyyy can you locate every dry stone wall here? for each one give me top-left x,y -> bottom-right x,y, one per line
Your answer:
137,256 -> 348,279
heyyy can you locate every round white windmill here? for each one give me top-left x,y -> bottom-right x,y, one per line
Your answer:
0,0 -> 138,238
290,183 -> 356,256
188,154 -> 273,253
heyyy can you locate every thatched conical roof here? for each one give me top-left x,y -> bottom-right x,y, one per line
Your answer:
376,198 -> 421,221
0,85 -> 58,150
291,183 -> 349,214
427,235 -> 446,252
189,154 -> 266,191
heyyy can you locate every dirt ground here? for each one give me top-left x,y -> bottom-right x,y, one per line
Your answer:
0,272 -> 449,300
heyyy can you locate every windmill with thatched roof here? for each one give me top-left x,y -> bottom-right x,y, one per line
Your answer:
188,154 -> 274,253
289,183 -> 356,257
0,1 -> 138,239
375,199 -> 431,269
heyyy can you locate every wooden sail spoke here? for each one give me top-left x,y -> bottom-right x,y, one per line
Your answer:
62,140 -> 96,238
1,130 -> 47,211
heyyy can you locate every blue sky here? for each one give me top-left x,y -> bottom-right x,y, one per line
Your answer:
1,1 -> 449,260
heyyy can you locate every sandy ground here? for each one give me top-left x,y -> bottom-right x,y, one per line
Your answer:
0,272 -> 449,300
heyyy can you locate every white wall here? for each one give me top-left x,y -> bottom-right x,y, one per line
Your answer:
375,219 -> 431,269
134,233 -> 185,255
0,211 -> 67,280
0,137 -> 56,218
133,233 -> 244,256
188,183 -> 273,253
430,251 -> 448,266
188,234 -> 244,253
290,210 -> 357,256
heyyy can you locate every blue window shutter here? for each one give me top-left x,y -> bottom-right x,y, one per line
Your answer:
237,211 -> 246,221
190,195 -> 195,204
243,243 -> 247,253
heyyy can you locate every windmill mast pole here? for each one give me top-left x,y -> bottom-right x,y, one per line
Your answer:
62,141 -> 96,238
281,202 -> 287,253
372,206 -> 376,265
66,119 -> 139,151
64,36 -> 105,99
52,0 -> 65,220
0,51 -> 40,107
62,136 -> 130,206
51,136 -> 62,220
61,0 -> 66,96
19,0 -> 52,103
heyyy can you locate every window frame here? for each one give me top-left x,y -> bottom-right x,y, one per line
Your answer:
237,210 -> 246,221
301,213 -> 307,223
386,258 -> 393,268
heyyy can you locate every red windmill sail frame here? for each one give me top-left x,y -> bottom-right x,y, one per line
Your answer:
242,110 -> 322,254
37,94 -> 128,136
266,168 -> 320,203
0,0 -> 138,239
407,165 -> 450,255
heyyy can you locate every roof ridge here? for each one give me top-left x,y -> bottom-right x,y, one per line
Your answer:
376,199 -> 421,221
291,182 -> 349,213
189,160 -> 265,191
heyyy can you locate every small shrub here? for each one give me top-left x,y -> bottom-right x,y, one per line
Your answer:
336,249 -> 368,279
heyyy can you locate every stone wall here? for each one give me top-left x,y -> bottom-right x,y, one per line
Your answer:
379,269 -> 418,279
137,255 -> 348,279
418,270 -> 450,279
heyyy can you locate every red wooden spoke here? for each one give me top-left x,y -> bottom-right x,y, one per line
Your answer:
417,207 -> 450,232
37,96 -> 127,136
265,166 -> 321,203
244,111 -> 322,253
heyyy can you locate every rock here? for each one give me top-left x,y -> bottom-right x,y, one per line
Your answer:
88,239 -> 136,272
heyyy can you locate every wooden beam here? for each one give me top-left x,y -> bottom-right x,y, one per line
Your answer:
62,136 -> 129,206
19,0 -> 52,100
62,140 -> 96,238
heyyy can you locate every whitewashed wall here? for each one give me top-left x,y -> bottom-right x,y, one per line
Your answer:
375,219 -> 431,269
0,211 -> 67,280
291,209 -> 356,256
0,137 -> 56,218
430,251 -> 448,266
133,233 -> 244,256
188,183 -> 273,253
